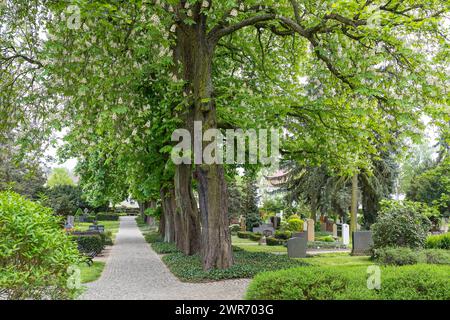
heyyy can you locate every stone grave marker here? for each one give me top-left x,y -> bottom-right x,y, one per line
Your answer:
307,219 -> 315,241
292,231 -> 307,239
332,223 -> 338,238
287,237 -> 307,258
352,231 -> 373,255
342,224 -> 350,245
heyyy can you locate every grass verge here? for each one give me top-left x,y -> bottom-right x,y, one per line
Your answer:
79,261 -> 106,283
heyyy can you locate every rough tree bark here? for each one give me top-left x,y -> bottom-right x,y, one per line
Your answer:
160,187 -> 177,243
173,11 -> 233,269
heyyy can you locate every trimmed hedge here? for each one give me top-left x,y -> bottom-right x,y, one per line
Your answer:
95,213 -> 120,221
249,232 -> 262,241
315,235 -> 335,242
246,264 -> 450,300
372,247 -> 450,266
237,231 -> 253,239
274,230 -> 292,240
229,224 -> 241,234
75,234 -> 104,255
425,233 -> 450,250
266,237 -> 284,246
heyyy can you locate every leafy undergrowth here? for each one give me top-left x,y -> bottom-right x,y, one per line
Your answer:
142,229 -> 307,282
161,247 -> 309,282
246,264 -> 450,300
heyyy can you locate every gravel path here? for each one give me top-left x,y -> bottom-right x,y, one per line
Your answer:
80,216 -> 250,300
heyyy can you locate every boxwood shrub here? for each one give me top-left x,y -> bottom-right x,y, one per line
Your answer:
95,213 -> 120,221
237,231 -> 252,239
246,264 -> 450,300
266,237 -> 284,246
274,230 -> 292,240
372,247 -> 450,266
425,233 -> 450,250
75,234 -> 105,255
229,224 -> 241,234
249,232 -> 262,241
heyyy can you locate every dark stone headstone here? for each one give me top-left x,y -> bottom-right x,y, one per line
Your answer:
292,232 -> 307,239
352,231 -> 373,255
287,237 -> 307,258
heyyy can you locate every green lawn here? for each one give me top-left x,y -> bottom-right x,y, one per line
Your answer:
75,220 -> 120,240
79,261 -> 105,283
298,253 -> 372,267
232,235 -> 287,253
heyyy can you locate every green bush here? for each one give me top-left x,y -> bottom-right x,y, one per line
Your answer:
423,249 -> 450,265
249,232 -> 262,241
315,235 -> 335,242
372,247 -> 419,266
371,200 -> 432,249
246,265 -> 450,300
100,230 -> 113,246
161,249 -> 308,282
95,213 -> 120,221
372,247 -> 450,266
308,241 -> 345,249
84,215 -> 97,223
425,233 -> 450,250
266,236 -> 283,246
287,218 -> 304,232
0,191 -> 82,299
274,230 -> 292,240
75,235 -> 105,255
237,231 -> 252,239
229,224 -> 241,234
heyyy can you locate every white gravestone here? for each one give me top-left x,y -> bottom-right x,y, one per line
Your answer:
303,221 -> 308,231
342,223 -> 350,245
67,215 -> 75,227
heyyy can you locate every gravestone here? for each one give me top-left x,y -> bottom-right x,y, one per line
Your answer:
253,224 -> 275,236
342,224 -> 350,245
307,219 -> 315,242
287,237 -> 307,258
67,215 -> 75,228
292,231 -> 307,239
441,218 -> 449,233
240,215 -> 246,231
320,223 -> 327,232
352,231 -> 373,255
332,224 -> 338,238
303,221 -> 308,231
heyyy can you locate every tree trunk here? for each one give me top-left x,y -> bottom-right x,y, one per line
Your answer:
174,22 -> 233,269
160,187 -> 176,243
174,164 -> 201,254
351,174 -> 359,232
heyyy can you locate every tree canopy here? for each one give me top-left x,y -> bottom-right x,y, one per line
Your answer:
1,0 -> 449,270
